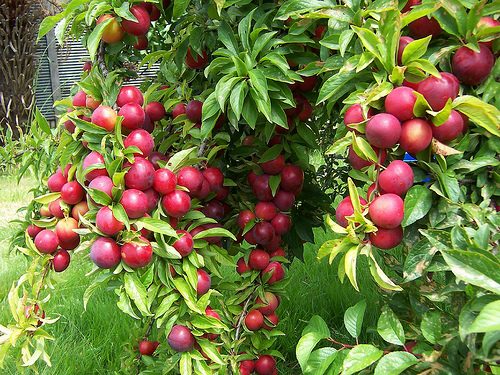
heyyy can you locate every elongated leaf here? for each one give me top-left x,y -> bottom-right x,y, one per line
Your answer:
374,352 -> 418,375
342,344 -> 383,375
136,217 -> 177,237
402,185 -> 432,227
344,300 -> 366,339
377,306 -> 405,346
468,300 -> 500,333
453,95 -> 500,137
124,273 -> 151,316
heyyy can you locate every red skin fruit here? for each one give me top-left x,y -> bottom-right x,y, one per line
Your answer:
171,103 -> 186,118
253,222 -> 275,246
298,75 -> 317,92
477,17 -> 500,49
335,196 -> 367,228
432,110 -> 464,143
185,48 -> 208,69
270,247 -> 286,258
247,170 -> 258,186
261,261 -> 285,284
167,325 -> 195,352
27,225 -> 42,238
409,16 -> 442,39
369,226 -> 404,249
124,129 -> 154,157
83,61 -> 91,72
117,86 -> 144,107
48,198 -> 65,218
203,167 -> 224,191
153,168 -> 177,195
240,360 -> 255,374
139,340 -> 159,356
145,102 -> 166,121
96,206 -> 124,236
34,230 -> 59,254
86,96 -> 101,110
119,103 -> 146,131
237,257 -> 251,274
314,24 -> 326,40
89,175 -> 114,198
260,154 -> 286,175
71,201 -> 89,220
61,181 -> 84,205
97,14 -> 124,44
255,201 -> 278,221
402,0 -> 420,12
263,233 -> 281,252
271,213 -> 292,235
452,44 -> 494,86
120,189 -> 148,218
197,269 -> 211,296
365,113 -> 401,149
256,292 -> 279,315
202,200 -> 225,221
149,5 -> 160,21
133,35 -> 148,50
385,87 -> 416,122
398,36 -> 414,65
399,118 -> 433,154
416,72 -> 459,111
249,249 -> 270,270
378,160 -> 414,196
280,165 -> 304,193
162,190 -> 191,218
143,189 -> 158,213
348,146 -> 387,170
121,237 -> 153,268
53,250 -> 71,272
255,355 -> 276,375
149,152 -> 168,169
173,230 -> 194,257
91,105 -> 117,132
122,5 -> 151,36
344,104 -> 374,130
40,206 -> 51,217
215,186 -> 229,201
55,217 -> 80,250
273,189 -> 295,211
245,310 -> 264,331
369,193 -> 405,229
83,151 -> 108,182
177,166 -> 203,195
72,90 -> 87,107
263,312 -> 279,330
186,100 -> 203,122
195,178 -> 211,200
298,99 -> 313,121
48,171 -> 67,192
252,174 -> 273,201
124,157 -> 155,191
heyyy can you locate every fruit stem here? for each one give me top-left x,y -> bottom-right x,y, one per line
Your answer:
373,148 -> 384,197
35,262 -> 51,300
98,43 -> 109,77
197,140 -> 207,158
326,337 -> 355,349
144,318 -> 155,338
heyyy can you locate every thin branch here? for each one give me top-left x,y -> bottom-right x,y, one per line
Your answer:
326,337 -> 355,349
35,262 -> 51,300
197,139 -> 208,158
97,43 -> 108,77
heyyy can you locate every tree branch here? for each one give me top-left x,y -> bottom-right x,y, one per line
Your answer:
97,43 -> 108,77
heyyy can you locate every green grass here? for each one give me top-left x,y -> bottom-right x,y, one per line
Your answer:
0,175 -> 382,374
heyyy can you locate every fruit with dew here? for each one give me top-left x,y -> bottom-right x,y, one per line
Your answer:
369,194 -> 404,229
121,237 -> 153,268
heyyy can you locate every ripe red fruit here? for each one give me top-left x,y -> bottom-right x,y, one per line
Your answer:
177,166 -> 203,195
452,44 -> 494,86
244,228 -> 257,245
121,237 -> 153,268
153,168 -> 177,195
197,269 -> 211,296
202,167 -> 224,191
133,35 -> 148,50
273,189 -> 295,211
83,151 -> 108,181
397,36 -> 414,65
271,213 -> 292,235
477,17 -> 500,49
344,104 -> 374,130
335,196 -> 368,227
253,222 -> 275,245
91,105 -> 117,131
298,98 -> 313,121
120,189 -> 148,218
53,249 -> 71,272
432,110 -> 464,143
269,247 -> 286,258
399,118 -> 433,154
162,190 -> 191,218
96,206 -> 124,236
90,237 -> 121,268
249,249 -> 270,270
139,340 -> 159,356
72,201 -> 89,220
365,113 -> 401,149
85,95 -> 101,110
34,230 -> 59,254
263,312 -> 279,330
171,103 -> 186,118
256,292 -> 279,315
255,202 -> 278,221
124,129 -> 154,157
40,206 -> 51,217
409,15 -> 442,39
237,257 -> 251,274
385,87 -> 416,122
27,224 -> 42,238
252,174 -> 273,201
240,360 -> 255,374
378,160 -> 414,196
60,181 -> 84,205
168,325 -> 195,352
97,14 -> 124,44
202,200 -> 225,221
280,165 -> 304,193
149,152 -> 168,169
144,189 -> 159,213
117,86 -> 144,107
55,217 -> 80,250
416,72 -> 459,111
122,5 -> 150,35
72,90 -> 87,107
348,146 -> 387,170
369,194 -> 404,229
245,310 -> 264,331
186,100 -> 203,122
88,175 -> 114,198
47,171 -> 67,192
260,154 -> 286,175
255,355 -> 276,375
173,230 -> 193,257
298,75 -> 317,92
124,157 -> 155,191
48,198 -> 64,218
185,48 -> 208,69
369,226 -> 404,249
119,103 -> 146,130
262,261 -> 285,284
145,102 -> 166,121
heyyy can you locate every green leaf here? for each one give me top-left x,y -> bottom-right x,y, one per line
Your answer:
326,135 -> 351,156
192,227 -> 236,241
83,273 -> 112,310
34,192 -> 60,204
429,99 -> 452,126
248,69 -> 269,101
342,344 -> 383,375
215,76 -> 240,110
124,273 -> 152,316
402,185 -> 432,227
317,72 -> 355,104
344,246 -> 359,291
421,311 -> 441,344
229,80 -> 247,120
344,300 -> 366,339
468,300 -> 500,333
87,189 -> 112,206
351,26 -> 382,63
35,108 -> 51,135
135,217 -> 177,237
377,306 -> 405,346
453,95 -> 500,137
179,352 -> 192,375
369,256 -> 403,292
402,36 -> 432,65
374,352 -> 418,375
173,0 -> 191,19
218,21 -> 239,56
297,315 -> 331,371
403,240 -> 437,282
259,144 -> 283,163
197,340 -> 225,365
87,18 -> 112,61
165,147 -> 197,172
303,348 -> 338,375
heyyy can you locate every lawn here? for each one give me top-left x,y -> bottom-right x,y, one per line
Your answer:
0,174 -> 381,374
